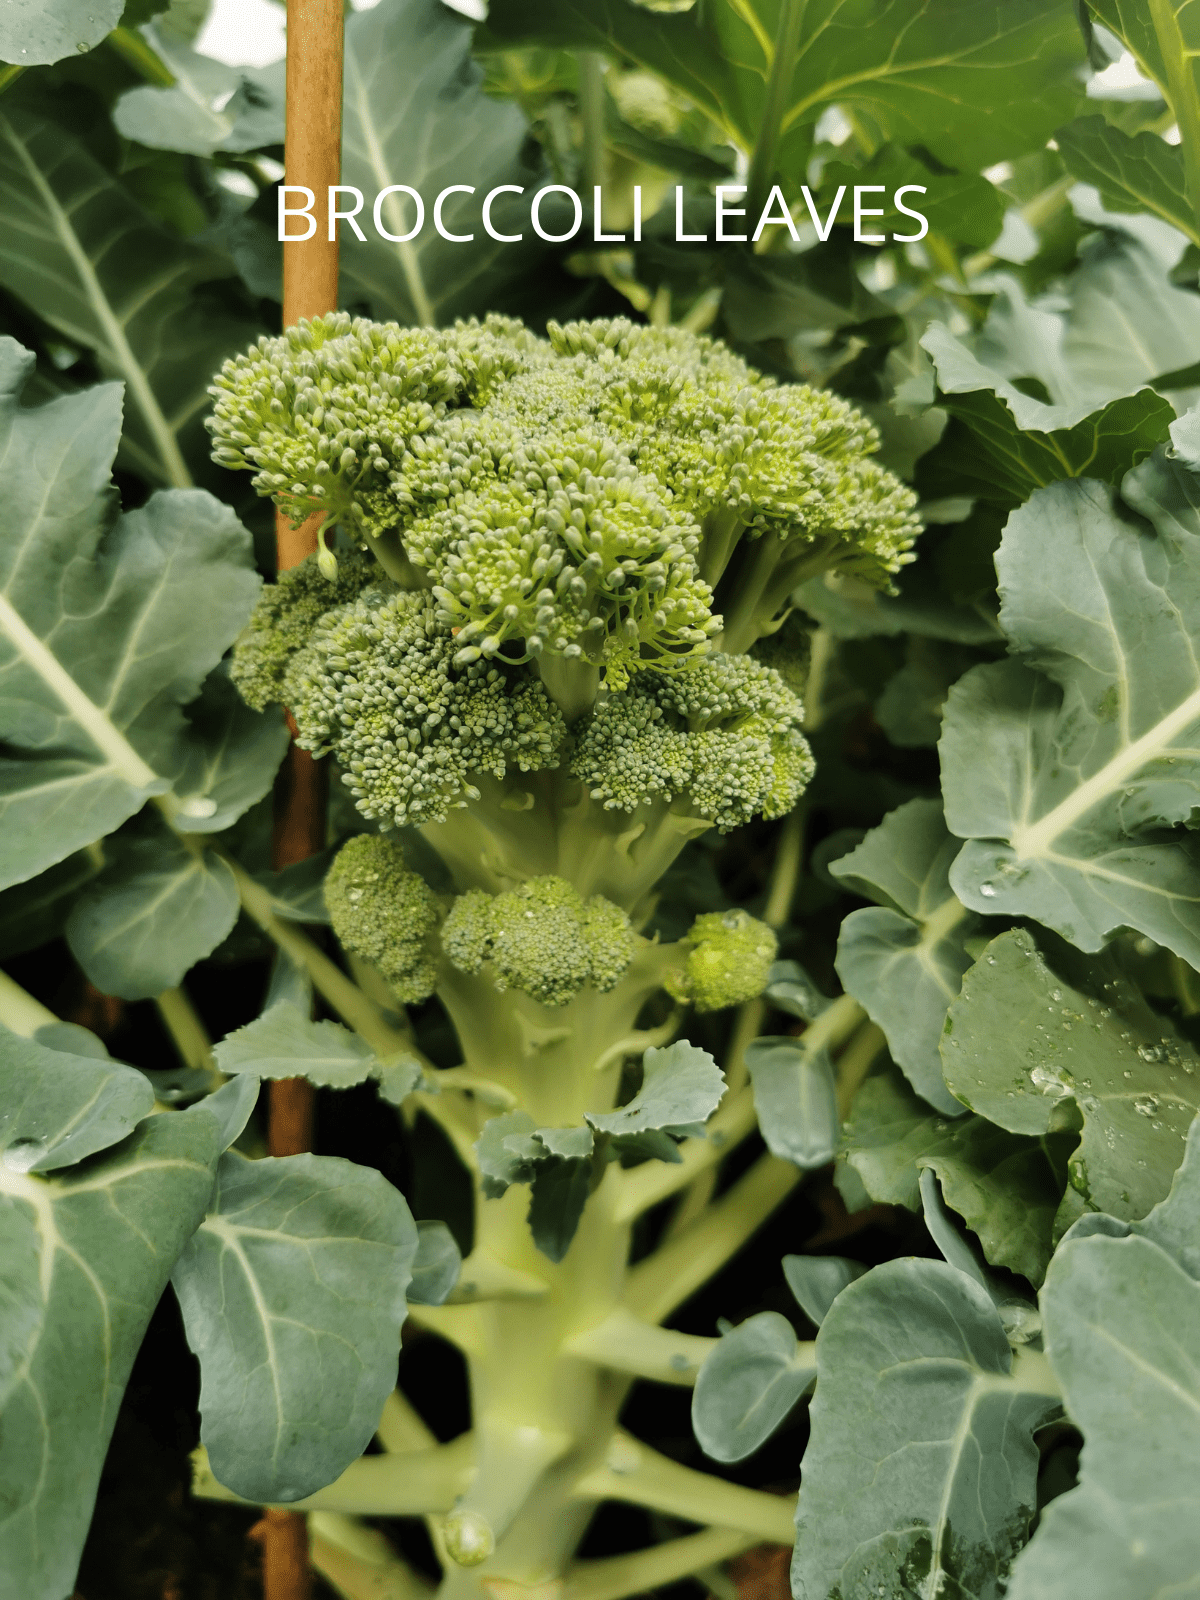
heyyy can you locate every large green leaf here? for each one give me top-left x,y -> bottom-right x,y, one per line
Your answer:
481,0 -> 1085,174
0,108 -> 257,487
0,343 -> 262,892
841,1068 -> 1066,1284
1056,115 -> 1197,242
64,818 -> 240,1000
338,0 -> 548,328
171,1149 -> 417,1502
0,1096 -> 223,1600
1008,1120 -> 1200,1599
692,1311 -> 816,1464
792,1258 -> 1059,1600
0,1027 -> 153,1174
832,799 -> 979,1115
214,1000 -> 377,1087
586,1041 -> 725,1142
942,928 -> 1200,1223
113,34 -> 284,158
745,1036 -> 840,1168
0,0 -> 124,67
943,442 -> 1200,965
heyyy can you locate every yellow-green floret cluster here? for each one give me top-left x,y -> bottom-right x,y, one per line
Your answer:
282,584 -> 567,828
210,312 -> 920,683
324,835 -> 443,1002
569,653 -> 814,831
441,876 -> 637,1006
665,910 -> 778,1012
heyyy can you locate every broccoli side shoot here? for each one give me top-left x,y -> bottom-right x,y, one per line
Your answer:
569,653 -> 814,831
665,910 -> 778,1012
324,834 -> 442,1002
230,549 -> 391,711
286,589 -> 567,828
442,877 -> 637,1007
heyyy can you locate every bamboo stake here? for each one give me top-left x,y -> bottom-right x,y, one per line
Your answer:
262,1 -> 345,1593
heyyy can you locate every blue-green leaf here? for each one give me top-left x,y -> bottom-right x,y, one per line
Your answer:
692,1312 -> 816,1464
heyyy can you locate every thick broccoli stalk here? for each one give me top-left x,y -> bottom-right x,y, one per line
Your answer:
569,653 -> 814,832
324,835 -> 443,1002
441,876 -> 637,1007
666,910 -> 778,1012
212,312 -> 919,712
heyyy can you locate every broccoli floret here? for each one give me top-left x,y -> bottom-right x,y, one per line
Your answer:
569,653 -> 814,831
211,313 -> 920,687
324,835 -> 442,1002
230,549 -> 390,711
441,877 -> 637,1006
284,588 -> 566,829
666,910 -> 778,1012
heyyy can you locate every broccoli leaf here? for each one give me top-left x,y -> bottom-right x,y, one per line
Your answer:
0,1026 -> 154,1174
586,1041 -> 725,1141
841,1067 -> 1064,1283
172,668 -> 289,836
480,0 -> 1086,173
781,1255 -> 867,1329
691,1311 -> 816,1464
214,1001 -> 377,1088
745,1036 -> 839,1169
65,818 -> 240,1000
0,852 -> 98,961
408,1219 -> 462,1307
942,928 -> 1200,1223
1008,1120 -> 1200,1599
113,33 -> 284,158
0,0 -> 125,67
0,1098 -> 223,1598
0,344 -> 262,893
792,1259 -> 1059,1600
0,109 -> 257,487
943,440 -> 1200,963
832,798 -> 980,1115
171,1148 -> 417,1502
1056,116 -> 1197,242
339,0 -> 548,328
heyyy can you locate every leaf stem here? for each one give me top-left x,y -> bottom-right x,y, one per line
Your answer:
562,1527 -> 760,1600
156,985 -> 221,1086
0,968 -> 56,1037
107,25 -> 176,86
745,0 -> 806,221
1147,0 -> 1200,236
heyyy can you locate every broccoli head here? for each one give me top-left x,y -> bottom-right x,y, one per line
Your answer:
569,653 -> 814,831
210,313 -> 920,684
283,588 -> 567,829
666,910 -> 778,1012
230,549 -> 390,711
324,834 -> 442,1002
441,876 -> 637,1007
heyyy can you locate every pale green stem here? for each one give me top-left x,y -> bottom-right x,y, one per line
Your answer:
763,806 -> 805,929
107,25 -> 175,84
1148,0 -> 1200,236
225,855 -> 411,1058
745,0 -> 807,221
578,52 -> 607,203
0,969 -> 56,1037
310,1513 -> 433,1600
192,1436 -> 476,1516
0,65 -> 24,95
572,1431 -> 795,1544
565,1307 -> 716,1386
625,1153 -> 801,1324
156,985 -> 220,1087
834,1019 -> 887,1119
614,1085 -> 759,1221
563,1528 -> 759,1600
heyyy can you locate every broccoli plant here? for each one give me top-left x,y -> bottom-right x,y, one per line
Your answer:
9,2 -> 1200,1599
186,309 -> 917,1583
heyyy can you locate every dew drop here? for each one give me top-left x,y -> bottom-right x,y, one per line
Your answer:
1133,1094 -> 1159,1117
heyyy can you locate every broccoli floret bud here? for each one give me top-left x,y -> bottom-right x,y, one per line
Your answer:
324,835 -> 442,1002
230,549 -> 391,711
286,589 -> 567,829
569,653 -> 814,831
666,910 -> 778,1012
441,877 -> 637,1007
207,313 -> 467,534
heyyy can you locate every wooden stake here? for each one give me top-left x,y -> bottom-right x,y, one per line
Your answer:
262,1 -> 345,1593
